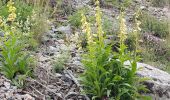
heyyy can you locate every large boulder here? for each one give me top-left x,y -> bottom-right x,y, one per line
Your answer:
125,62 -> 170,100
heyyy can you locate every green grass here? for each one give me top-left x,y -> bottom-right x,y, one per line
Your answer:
150,0 -> 170,7
140,12 -> 169,38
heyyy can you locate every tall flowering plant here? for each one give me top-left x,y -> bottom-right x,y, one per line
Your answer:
80,0 -> 150,100
0,0 -> 33,88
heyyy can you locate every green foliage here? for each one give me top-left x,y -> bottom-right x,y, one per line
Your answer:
0,0 -> 33,22
0,0 -> 49,46
125,32 -> 137,51
15,0 -> 33,22
0,4 -> 8,18
52,0 -> 73,16
80,4 -> 150,99
29,12 -> 49,43
0,0 -> 34,88
0,32 -> 33,87
141,40 -> 170,71
140,12 -> 169,38
81,42 -> 149,99
68,8 -> 90,28
106,0 -> 132,10
102,17 -> 114,34
53,52 -> 70,73
68,10 -> 82,28
150,0 -> 170,7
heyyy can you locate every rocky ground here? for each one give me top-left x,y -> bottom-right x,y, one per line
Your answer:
0,24 -> 87,100
0,0 -> 170,100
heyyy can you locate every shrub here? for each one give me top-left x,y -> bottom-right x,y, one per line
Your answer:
150,0 -> 170,7
80,1 -> 149,99
102,16 -> 114,34
53,52 -> 70,73
68,10 -> 82,28
140,12 -> 170,38
105,0 -> 132,10
0,0 -> 49,48
0,0 -> 34,88
51,0 -> 73,17
141,40 -> 170,71
29,11 -> 49,44
0,32 -> 33,86
68,8 -> 90,28
0,0 -> 33,22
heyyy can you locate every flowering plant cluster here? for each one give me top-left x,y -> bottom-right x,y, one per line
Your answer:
80,0 -> 150,99
7,0 -> 16,22
0,0 -> 34,88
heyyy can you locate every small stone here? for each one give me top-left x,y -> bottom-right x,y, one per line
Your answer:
5,91 -> 14,99
55,25 -> 72,35
57,39 -> 65,44
0,79 -> 4,86
49,46 -> 59,52
55,73 -> 63,77
60,44 -> 68,51
73,61 -> 82,66
140,6 -> 146,10
24,94 -> 34,100
4,82 -> 10,89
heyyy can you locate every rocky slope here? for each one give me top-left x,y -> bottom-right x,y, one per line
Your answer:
0,0 -> 170,100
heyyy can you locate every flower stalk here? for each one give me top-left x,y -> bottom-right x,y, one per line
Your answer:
95,0 -> 104,48
7,0 -> 16,22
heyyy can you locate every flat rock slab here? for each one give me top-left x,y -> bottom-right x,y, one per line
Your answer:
125,62 -> 170,100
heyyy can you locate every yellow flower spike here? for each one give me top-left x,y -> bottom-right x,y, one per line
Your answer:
118,11 -> 127,44
95,0 -> 100,6
7,0 -> 14,7
8,6 -> 16,13
0,16 -> 3,25
132,10 -> 142,58
7,13 -> 16,22
5,32 -> 10,36
95,0 -> 104,47
81,13 -> 93,44
7,0 -> 16,22
137,21 -> 141,31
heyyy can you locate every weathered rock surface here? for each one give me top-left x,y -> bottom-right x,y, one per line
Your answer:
52,24 -> 72,35
125,62 -> 170,100
0,0 -> 169,100
0,74 -> 35,100
137,63 -> 170,100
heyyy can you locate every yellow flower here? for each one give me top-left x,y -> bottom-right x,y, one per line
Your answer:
5,32 -> 10,36
0,16 -> 4,27
0,16 -> 3,24
118,12 -> 127,43
137,21 -> 141,31
8,6 -> 16,13
81,13 -> 93,44
7,13 -> 16,22
6,0 -> 16,22
95,0 -> 104,47
7,0 -> 14,7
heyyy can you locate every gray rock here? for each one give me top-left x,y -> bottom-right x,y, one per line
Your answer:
140,6 -> 146,10
125,61 -> 170,99
4,82 -> 10,89
23,94 -> 35,100
54,25 -> 72,35
49,46 -> 60,52
60,44 -> 68,51
72,61 -> 82,66
0,79 -> 3,86
0,31 -> 4,37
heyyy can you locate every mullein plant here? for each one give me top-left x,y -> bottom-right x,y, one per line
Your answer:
80,0 -> 150,99
0,0 -> 33,88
